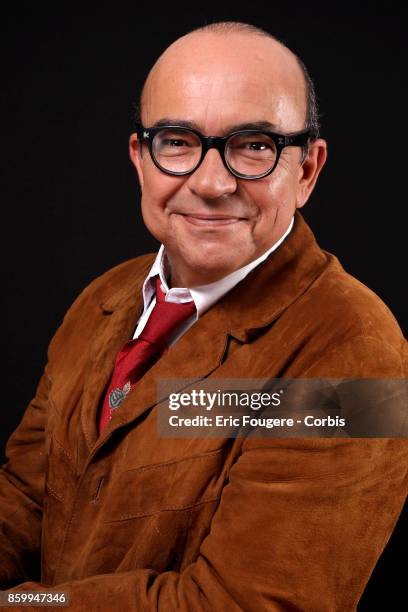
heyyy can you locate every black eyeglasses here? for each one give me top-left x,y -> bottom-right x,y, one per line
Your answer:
135,122 -> 312,180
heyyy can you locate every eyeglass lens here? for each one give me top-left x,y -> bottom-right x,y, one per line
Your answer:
151,128 -> 278,177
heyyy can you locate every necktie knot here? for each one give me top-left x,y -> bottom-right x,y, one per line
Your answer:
139,277 -> 196,346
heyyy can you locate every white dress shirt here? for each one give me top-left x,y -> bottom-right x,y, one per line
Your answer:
132,216 -> 294,346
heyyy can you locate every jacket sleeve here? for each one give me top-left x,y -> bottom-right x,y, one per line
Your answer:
0,366 -> 51,587
0,274 -> 95,588
0,256 -> 153,591
3,336 -> 408,611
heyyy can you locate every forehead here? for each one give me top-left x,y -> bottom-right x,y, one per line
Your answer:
142,33 -> 306,134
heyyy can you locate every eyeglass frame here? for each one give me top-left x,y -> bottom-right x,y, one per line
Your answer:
134,122 -> 313,180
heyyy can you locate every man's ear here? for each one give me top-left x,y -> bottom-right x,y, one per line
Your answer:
129,133 -> 144,190
295,138 -> 327,209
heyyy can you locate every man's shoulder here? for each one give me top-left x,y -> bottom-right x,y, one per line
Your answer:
296,252 -> 405,354
263,250 -> 406,377
71,252 -> 157,310
48,253 -> 156,348
80,252 -> 157,301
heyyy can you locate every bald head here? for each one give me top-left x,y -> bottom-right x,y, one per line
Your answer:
137,22 -> 319,145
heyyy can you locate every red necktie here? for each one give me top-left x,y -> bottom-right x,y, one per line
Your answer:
98,276 -> 196,434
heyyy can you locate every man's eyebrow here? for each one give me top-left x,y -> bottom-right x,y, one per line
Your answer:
150,118 -> 281,134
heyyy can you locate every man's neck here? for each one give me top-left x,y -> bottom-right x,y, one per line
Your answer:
168,266 -> 234,289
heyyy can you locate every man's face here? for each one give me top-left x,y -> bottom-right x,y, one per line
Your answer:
129,32 -> 327,287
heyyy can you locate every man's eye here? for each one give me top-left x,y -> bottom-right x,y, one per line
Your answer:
162,139 -> 187,147
245,142 -> 270,151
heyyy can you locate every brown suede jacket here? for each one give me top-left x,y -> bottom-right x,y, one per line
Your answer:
1,210 -> 407,611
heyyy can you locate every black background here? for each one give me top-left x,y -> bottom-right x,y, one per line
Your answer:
3,5 -> 407,609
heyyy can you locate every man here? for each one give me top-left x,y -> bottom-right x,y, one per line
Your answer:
1,20 -> 407,611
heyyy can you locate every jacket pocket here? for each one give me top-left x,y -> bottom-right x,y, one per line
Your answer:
102,448 -> 226,522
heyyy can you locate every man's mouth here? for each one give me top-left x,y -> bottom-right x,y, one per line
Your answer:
178,213 -> 244,227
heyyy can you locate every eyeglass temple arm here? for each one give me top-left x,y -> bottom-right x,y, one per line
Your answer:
281,132 -> 311,147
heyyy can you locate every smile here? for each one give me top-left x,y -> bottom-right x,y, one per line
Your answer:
178,213 -> 244,227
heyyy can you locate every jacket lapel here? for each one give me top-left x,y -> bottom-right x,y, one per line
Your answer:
79,257 -> 152,452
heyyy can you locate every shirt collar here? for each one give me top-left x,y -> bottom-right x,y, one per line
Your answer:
141,215 -> 294,318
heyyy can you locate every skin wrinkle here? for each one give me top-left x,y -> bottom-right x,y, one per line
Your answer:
129,30 -> 327,288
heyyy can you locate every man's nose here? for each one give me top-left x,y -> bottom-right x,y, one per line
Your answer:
186,148 -> 237,199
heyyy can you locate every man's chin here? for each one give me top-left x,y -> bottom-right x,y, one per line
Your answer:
164,231 -> 253,284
